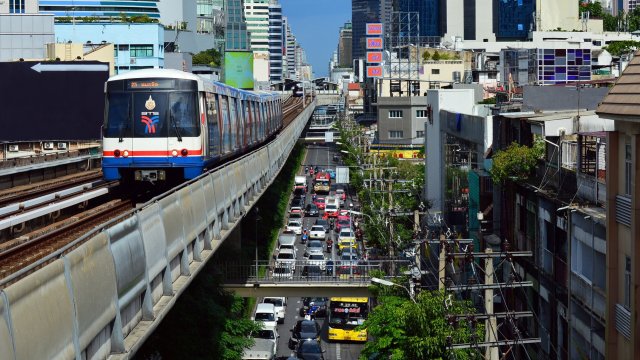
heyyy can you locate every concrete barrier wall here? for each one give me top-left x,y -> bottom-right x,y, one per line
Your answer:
0,100 -> 316,360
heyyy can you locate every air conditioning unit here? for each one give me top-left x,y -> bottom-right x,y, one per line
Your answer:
43,142 -> 54,150
57,142 -> 68,150
8,144 -> 19,152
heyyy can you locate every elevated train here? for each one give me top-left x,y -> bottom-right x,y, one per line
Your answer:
102,69 -> 283,182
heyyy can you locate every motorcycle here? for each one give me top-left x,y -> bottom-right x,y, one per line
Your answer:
326,238 -> 333,252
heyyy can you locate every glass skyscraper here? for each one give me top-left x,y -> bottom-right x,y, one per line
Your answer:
225,0 -> 249,51
39,0 -> 160,19
395,0 -> 440,37
495,0 -> 534,40
352,0 -> 380,63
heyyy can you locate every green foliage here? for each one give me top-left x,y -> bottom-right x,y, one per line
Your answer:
422,51 -> 431,61
193,48 -> 223,67
219,298 -> 263,360
360,290 -> 484,360
117,13 -> 158,23
55,16 -> 72,23
477,97 -> 497,105
432,50 -> 441,61
490,141 -> 544,184
603,40 -> 640,56
579,0 -> 606,18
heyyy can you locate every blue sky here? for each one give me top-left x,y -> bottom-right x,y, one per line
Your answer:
280,0 -> 351,78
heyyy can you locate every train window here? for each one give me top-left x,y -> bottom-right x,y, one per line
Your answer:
220,96 -> 231,153
105,92 -> 131,138
206,92 -> 220,155
133,92 -> 168,137
169,92 -> 199,137
229,98 -> 238,149
236,98 -> 244,147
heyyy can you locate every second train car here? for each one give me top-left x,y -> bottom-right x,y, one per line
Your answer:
102,69 -> 283,182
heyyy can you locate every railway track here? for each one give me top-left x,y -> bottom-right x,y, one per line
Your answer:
0,199 -> 133,285
0,170 -> 104,209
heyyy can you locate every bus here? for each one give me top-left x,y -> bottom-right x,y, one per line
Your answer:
313,172 -> 331,193
327,297 -> 369,342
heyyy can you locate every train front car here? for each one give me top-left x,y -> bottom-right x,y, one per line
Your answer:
102,69 -> 205,183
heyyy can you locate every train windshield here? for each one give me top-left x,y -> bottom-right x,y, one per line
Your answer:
105,91 -> 199,138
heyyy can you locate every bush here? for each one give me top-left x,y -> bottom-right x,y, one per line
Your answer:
491,141 -> 544,183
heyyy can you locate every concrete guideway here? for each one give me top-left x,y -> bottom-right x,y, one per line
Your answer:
0,100 -> 316,360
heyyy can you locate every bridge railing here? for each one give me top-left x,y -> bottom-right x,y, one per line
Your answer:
217,259 -> 412,284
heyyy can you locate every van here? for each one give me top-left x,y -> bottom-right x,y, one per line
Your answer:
253,303 -> 277,328
262,297 -> 286,324
324,196 -> 340,218
278,233 -> 296,248
294,175 -> 307,191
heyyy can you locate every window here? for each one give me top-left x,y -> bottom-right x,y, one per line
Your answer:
389,110 -> 403,118
416,110 -> 428,118
416,130 -> 424,138
431,69 -> 440,75
625,256 -> 631,308
130,45 -> 154,58
389,131 -> 403,139
625,142 -> 632,195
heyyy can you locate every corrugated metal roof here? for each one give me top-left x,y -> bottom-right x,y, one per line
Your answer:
596,51 -> 640,119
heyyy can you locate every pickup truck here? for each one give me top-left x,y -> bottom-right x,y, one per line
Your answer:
241,338 -> 276,360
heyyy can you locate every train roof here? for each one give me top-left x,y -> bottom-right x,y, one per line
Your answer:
108,68 -> 281,102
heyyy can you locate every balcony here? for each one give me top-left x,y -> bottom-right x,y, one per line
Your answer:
577,172 -> 606,206
571,271 -> 606,320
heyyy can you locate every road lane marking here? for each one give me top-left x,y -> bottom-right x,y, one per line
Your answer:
336,342 -> 341,360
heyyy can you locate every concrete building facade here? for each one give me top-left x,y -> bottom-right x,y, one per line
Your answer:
338,21 -> 352,68
0,14 -> 55,61
268,0 -> 283,82
55,23 -> 164,73
38,0 -> 160,19
244,0 -> 270,52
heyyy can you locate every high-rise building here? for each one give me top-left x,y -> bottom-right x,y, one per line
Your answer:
282,16 -> 289,78
39,0 -> 160,19
495,0 -> 535,40
351,0 -> 381,63
395,0 -> 440,37
2,0 -> 38,13
442,0 -> 496,41
338,21 -> 353,68
195,0 -> 225,51
286,25 -> 297,79
268,0 -> 283,82
243,0 -> 270,52
225,0 -> 250,51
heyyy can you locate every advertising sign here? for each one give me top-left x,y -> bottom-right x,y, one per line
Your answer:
336,166 -> 350,184
367,51 -> 383,63
366,23 -> 383,35
224,51 -> 254,89
367,66 -> 383,78
366,37 -> 383,50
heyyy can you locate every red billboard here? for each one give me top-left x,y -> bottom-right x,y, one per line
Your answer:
366,23 -> 383,35
367,66 -> 383,78
367,52 -> 383,63
366,37 -> 383,50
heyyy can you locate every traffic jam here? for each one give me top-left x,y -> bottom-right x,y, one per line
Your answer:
246,145 -> 369,360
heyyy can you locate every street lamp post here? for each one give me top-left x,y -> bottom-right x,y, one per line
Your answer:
371,277 -> 416,303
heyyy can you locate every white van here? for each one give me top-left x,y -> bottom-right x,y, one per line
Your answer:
294,175 -> 307,191
262,297 -> 286,324
253,303 -> 277,328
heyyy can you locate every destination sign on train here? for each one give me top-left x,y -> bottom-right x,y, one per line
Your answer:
127,79 -> 175,89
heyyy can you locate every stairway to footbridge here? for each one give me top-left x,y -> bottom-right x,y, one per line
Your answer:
0,100 -> 317,360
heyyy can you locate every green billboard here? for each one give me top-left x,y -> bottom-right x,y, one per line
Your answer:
224,51 -> 254,89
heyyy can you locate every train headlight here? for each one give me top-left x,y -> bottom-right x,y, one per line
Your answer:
114,149 -> 121,157
122,150 -> 129,158
181,149 -> 189,157
171,149 -> 179,157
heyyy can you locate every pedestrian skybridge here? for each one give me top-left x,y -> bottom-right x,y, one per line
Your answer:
218,259 -> 412,297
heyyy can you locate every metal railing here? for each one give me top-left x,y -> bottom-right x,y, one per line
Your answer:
217,259 -> 412,284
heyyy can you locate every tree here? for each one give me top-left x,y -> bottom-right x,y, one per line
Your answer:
219,297 -> 263,360
432,50 -> 441,61
193,48 -> 223,67
361,288 -> 484,360
604,40 -> 640,56
422,51 -> 431,61
490,141 -> 544,183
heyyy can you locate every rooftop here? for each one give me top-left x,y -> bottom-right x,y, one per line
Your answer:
597,50 -> 640,119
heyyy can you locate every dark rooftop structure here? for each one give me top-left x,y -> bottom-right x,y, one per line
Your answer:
597,50 -> 640,119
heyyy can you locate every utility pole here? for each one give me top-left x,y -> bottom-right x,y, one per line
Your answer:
485,248 -> 498,360
439,234 -> 446,291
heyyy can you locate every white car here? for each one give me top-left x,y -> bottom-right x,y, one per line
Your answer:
309,225 -> 326,240
271,264 -> 294,280
289,207 -> 304,219
276,248 -> 297,269
337,227 -> 355,241
286,220 -> 303,234
307,253 -> 327,271
262,297 -> 286,324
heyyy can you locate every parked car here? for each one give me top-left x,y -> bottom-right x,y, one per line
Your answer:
289,320 -> 322,349
305,203 -> 319,217
299,297 -> 328,317
309,225 -> 326,240
296,339 -> 325,360
286,220 -> 303,234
